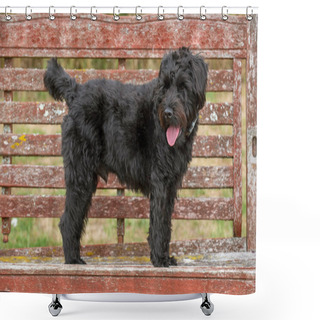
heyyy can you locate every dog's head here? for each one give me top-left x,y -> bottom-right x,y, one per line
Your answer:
155,47 -> 208,147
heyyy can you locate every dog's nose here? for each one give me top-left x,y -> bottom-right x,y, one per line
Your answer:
164,108 -> 173,118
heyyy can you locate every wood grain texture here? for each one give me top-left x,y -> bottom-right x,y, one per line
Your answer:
246,16 -> 258,252
1,58 -> 13,244
0,101 -> 234,125
0,268 -> 255,295
0,15 -> 247,58
232,59 -> 243,237
0,68 -> 233,92
0,165 -> 234,189
0,248 -> 255,295
0,238 -> 248,258
0,195 -> 234,220
0,134 -> 233,158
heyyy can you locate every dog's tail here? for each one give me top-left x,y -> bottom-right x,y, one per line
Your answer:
44,58 -> 79,106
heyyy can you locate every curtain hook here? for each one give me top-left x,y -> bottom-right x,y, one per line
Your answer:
25,6 -> 32,20
113,6 -> 120,21
49,6 -> 55,20
90,6 -> 97,21
221,6 -> 228,21
200,6 -> 206,20
158,6 -> 164,20
70,6 -> 77,21
177,6 -> 184,21
246,6 -> 253,21
135,6 -> 142,21
5,6 -> 12,21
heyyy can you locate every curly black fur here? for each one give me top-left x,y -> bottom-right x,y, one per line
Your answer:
44,47 -> 208,267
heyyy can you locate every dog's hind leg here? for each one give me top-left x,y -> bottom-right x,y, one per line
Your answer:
60,184 -> 95,264
148,183 -> 178,267
59,117 -> 99,264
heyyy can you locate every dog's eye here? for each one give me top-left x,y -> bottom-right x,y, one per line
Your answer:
177,78 -> 187,91
163,76 -> 171,89
170,71 -> 175,80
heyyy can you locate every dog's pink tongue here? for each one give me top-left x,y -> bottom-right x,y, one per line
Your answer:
166,126 -> 180,147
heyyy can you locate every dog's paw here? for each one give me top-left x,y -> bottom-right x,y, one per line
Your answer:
169,256 -> 177,266
65,257 -> 86,264
151,259 -> 167,268
151,256 -> 177,268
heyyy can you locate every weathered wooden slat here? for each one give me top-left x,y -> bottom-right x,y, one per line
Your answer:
246,15 -> 258,252
0,264 -> 255,295
232,59 -> 243,237
1,58 -> 13,244
0,262 -> 255,279
0,68 -> 233,92
0,101 -> 66,124
0,134 -> 233,158
96,238 -> 250,257
183,166 -> 233,188
0,134 -> 61,156
0,165 -> 234,189
0,48 -> 247,59
0,15 -> 247,59
192,135 -> 233,158
0,195 -> 234,220
0,165 -> 121,189
0,101 -> 233,125
0,238 -> 248,258
200,103 -> 233,125
0,242 -> 255,295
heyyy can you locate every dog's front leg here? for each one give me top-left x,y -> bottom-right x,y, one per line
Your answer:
148,185 -> 177,267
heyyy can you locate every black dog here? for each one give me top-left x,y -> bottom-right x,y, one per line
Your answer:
44,47 -> 208,267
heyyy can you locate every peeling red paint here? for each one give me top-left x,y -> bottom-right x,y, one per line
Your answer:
0,14 -> 247,58
233,59 -> 242,237
0,69 -> 233,92
0,165 -> 233,189
0,101 -> 233,125
0,195 -> 235,220
0,238 -> 248,258
246,16 -> 258,252
0,134 -> 233,158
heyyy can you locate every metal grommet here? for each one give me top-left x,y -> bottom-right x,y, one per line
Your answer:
91,6 -> 97,21
158,6 -> 164,20
70,6 -> 77,20
221,6 -> 228,21
177,6 -> 184,21
70,6 -> 77,21
246,6 -> 253,21
25,6 -> 32,20
135,6 -> 142,21
200,6 -> 206,20
5,6 -> 12,21
113,6 -> 120,21
49,6 -> 55,20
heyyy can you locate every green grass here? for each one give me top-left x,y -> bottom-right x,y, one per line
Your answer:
0,218 -> 61,249
0,215 -> 239,250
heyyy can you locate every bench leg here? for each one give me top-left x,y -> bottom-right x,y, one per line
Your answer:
200,293 -> 214,316
48,294 -> 63,317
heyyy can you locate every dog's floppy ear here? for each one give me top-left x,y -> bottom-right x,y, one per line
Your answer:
190,55 -> 208,110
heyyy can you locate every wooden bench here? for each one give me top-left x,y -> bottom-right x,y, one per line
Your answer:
0,13 -> 257,314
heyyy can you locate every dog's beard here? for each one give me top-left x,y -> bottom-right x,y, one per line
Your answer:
166,126 -> 181,146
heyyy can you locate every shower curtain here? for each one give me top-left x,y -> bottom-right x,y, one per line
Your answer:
0,6 -> 257,315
